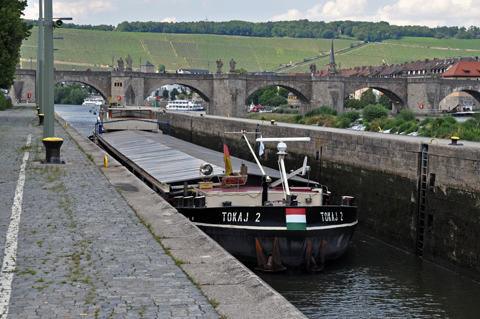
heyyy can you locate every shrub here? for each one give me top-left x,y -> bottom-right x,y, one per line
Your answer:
443,115 -> 457,125
399,110 -> 416,122
364,122 -> 371,131
293,114 -> 303,122
371,117 -> 393,130
5,98 -> 13,109
362,104 -> 389,122
298,119 -> 306,125
305,105 -> 337,118
398,121 -> 414,134
292,110 -> 299,114
338,110 -> 361,122
339,118 -> 352,128
420,117 -> 433,126
284,110 -> 292,114
276,108 -> 284,113
404,124 -> 419,135
0,94 -> 5,111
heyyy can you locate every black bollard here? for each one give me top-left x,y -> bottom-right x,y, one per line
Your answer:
42,137 -> 64,164
449,136 -> 463,146
37,107 -> 40,115
38,114 -> 44,126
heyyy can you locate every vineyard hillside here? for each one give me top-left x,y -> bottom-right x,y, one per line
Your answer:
20,29 -> 480,74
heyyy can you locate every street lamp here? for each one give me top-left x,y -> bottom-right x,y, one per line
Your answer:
207,60 -> 209,72
140,56 -> 142,70
112,55 -> 114,69
30,57 -> 33,69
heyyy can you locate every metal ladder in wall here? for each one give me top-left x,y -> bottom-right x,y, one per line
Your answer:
417,146 -> 429,257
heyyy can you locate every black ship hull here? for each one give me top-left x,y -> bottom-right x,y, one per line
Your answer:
178,205 -> 357,269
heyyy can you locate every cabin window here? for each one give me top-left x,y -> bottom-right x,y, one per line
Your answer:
110,110 -> 152,119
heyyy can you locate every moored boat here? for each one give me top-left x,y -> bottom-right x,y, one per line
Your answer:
82,97 -> 104,106
166,99 -> 204,111
97,130 -> 357,272
162,135 -> 357,272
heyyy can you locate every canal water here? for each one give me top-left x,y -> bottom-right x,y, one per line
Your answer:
55,104 -> 480,319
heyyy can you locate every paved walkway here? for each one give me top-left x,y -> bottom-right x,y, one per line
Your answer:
0,105 -> 220,318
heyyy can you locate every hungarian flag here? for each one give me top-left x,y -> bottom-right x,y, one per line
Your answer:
286,208 -> 306,230
223,136 -> 233,176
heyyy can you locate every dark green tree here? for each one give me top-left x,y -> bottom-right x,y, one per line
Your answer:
278,87 -> 290,98
360,88 -> 376,108
170,88 -> 179,100
0,0 -> 32,89
378,94 -> 392,109
162,89 -> 169,98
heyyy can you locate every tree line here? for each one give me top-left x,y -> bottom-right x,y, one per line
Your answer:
24,19 -> 480,41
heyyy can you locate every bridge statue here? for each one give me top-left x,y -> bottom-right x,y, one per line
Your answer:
216,59 -> 223,74
309,63 -> 317,76
125,55 -> 133,71
117,57 -> 124,71
229,58 -> 236,74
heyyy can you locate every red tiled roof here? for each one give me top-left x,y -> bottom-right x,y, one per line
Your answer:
441,61 -> 480,77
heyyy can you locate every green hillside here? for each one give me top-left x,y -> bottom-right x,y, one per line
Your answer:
282,40 -> 480,73
20,29 -> 480,73
20,27 -> 360,72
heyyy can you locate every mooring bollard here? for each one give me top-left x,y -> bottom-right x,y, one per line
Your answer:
42,137 -> 64,164
449,136 -> 463,146
38,114 -> 44,126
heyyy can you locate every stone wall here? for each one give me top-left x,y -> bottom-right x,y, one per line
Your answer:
159,112 -> 480,281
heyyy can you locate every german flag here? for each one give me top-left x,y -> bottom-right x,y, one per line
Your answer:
223,136 -> 233,176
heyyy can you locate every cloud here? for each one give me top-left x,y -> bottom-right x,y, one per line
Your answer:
269,0 -> 366,21
306,0 -> 367,19
24,1 -> 116,21
375,0 -> 480,27
162,17 -> 178,23
269,9 -> 303,21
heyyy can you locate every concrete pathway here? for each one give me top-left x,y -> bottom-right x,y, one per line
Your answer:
0,105 -> 219,318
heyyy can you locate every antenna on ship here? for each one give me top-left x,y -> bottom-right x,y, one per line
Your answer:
256,137 -> 310,203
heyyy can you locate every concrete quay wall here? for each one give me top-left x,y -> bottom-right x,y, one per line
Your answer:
160,112 -> 480,281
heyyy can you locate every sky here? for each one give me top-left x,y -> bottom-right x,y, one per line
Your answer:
24,0 -> 480,29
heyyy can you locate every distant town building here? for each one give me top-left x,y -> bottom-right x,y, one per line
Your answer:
141,61 -> 154,73
439,61 -> 480,80
287,92 -> 301,107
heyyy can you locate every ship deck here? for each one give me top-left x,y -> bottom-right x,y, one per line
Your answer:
98,130 -> 315,186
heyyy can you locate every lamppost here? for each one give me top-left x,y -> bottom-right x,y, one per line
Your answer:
140,57 -> 142,71
112,55 -> 114,70
30,57 -> 33,69
207,60 -> 209,72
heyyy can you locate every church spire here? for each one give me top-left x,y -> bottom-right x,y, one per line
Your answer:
329,39 -> 335,64
327,39 -> 337,75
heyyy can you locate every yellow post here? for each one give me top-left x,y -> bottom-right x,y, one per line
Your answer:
104,156 -> 108,167
227,114 -> 230,117
65,122 -> 68,128
378,126 -> 383,133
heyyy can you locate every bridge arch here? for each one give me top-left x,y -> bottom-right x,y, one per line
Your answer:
438,83 -> 480,108
245,79 -> 311,103
143,77 -> 213,102
344,79 -> 407,112
53,71 -> 111,101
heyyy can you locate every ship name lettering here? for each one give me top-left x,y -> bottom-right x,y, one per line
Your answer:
320,212 -> 341,222
256,213 -> 261,222
222,212 -> 250,223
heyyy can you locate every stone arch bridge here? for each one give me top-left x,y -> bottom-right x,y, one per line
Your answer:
12,69 -> 480,117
